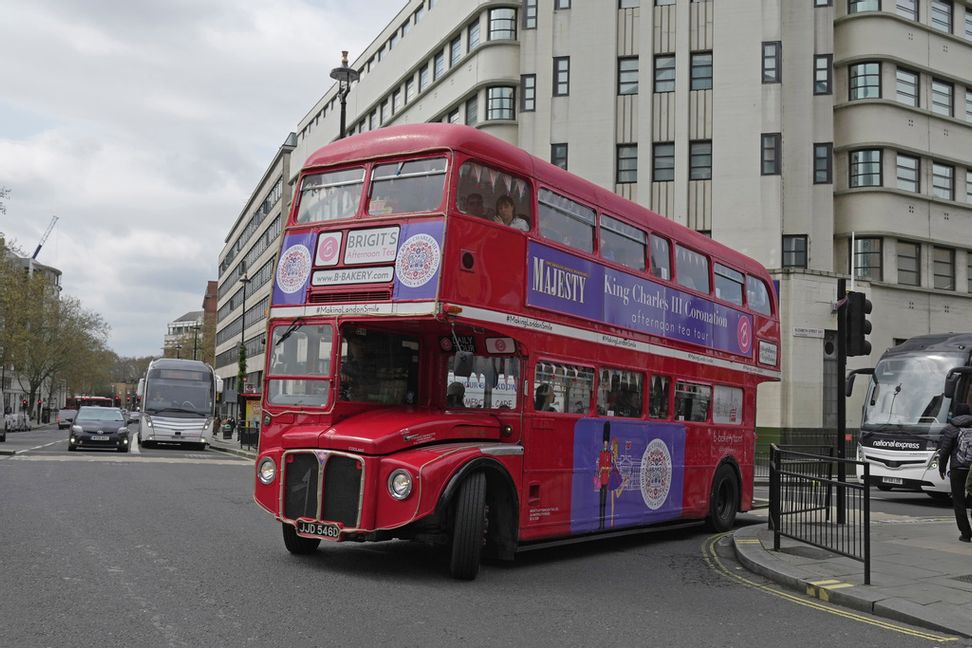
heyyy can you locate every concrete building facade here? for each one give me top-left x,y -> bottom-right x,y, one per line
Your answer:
226,0 -> 972,436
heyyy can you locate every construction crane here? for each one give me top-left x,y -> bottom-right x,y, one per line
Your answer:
32,215 -> 59,260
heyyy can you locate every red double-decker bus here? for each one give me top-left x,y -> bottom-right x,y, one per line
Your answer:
253,124 -> 780,579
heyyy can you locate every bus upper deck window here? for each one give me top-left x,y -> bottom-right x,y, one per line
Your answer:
296,168 -> 365,223
600,215 -> 646,271
368,157 -> 447,215
675,245 -> 710,293
746,276 -> 772,315
650,235 -> 671,281
537,189 -> 595,253
714,263 -> 744,306
457,160 -> 533,230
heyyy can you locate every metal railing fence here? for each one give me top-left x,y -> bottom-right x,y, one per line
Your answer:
769,444 -> 870,584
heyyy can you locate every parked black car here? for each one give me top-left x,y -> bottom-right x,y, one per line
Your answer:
57,409 -> 78,430
68,406 -> 131,452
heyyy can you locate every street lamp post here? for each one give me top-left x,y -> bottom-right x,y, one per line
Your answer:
238,274 -> 251,421
330,50 -> 359,140
175,343 -> 182,359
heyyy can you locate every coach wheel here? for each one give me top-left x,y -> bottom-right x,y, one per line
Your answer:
282,522 -> 320,555
706,464 -> 739,532
449,472 -> 487,580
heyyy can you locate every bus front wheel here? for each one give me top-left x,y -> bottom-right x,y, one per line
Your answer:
706,464 -> 739,532
449,472 -> 487,580
282,522 -> 320,555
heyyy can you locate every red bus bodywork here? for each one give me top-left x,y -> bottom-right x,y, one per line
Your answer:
253,124 -> 780,578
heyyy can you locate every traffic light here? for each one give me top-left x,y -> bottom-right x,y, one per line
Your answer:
845,291 -> 872,357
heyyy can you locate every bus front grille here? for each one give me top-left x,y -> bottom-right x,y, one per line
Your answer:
283,453 -> 319,520
322,455 -> 362,527
282,452 -> 363,528
309,290 -> 392,304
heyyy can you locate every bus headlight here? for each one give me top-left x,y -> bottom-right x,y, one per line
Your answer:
257,457 -> 277,485
387,469 -> 413,500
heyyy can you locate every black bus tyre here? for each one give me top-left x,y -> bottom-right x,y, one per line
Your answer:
876,483 -> 893,492
706,464 -> 739,532
282,522 -> 320,555
449,472 -> 487,580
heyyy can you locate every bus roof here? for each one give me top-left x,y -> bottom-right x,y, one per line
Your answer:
885,333 -> 972,357
302,124 -> 773,283
149,358 -> 212,371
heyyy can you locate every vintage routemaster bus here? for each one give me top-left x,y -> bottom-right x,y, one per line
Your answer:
253,124 -> 781,579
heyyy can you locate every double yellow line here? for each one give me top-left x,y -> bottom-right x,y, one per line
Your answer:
702,533 -> 958,643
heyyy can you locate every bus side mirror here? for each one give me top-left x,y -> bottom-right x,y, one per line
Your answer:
453,351 -> 474,378
944,367 -> 972,398
215,375 -> 224,394
136,378 -> 145,397
845,368 -> 874,398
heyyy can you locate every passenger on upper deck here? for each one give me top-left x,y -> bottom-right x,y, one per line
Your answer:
493,195 -> 529,231
447,382 -> 466,408
462,192 -> 485,217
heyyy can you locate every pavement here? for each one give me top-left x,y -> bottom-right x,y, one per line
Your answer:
10,425 -> 972,637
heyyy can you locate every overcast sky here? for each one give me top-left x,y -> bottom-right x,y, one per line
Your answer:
0,0 -> 406,357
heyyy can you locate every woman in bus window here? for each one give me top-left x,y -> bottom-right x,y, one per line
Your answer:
493,195 -> 529,231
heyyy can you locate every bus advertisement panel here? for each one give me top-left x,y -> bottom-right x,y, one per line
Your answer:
252,124 -> 780,579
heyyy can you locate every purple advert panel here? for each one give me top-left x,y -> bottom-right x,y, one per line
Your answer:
272,232 -> 316,306
527,241 -> 752,356
392,220 -> 445,301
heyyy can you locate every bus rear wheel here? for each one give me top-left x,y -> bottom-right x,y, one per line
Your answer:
449,472 -> 487,580
706,464 -> 739,532
282,522 -> 320,555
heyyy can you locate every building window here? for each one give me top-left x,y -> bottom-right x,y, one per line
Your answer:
465,95 -> 478,126
931,0 -> 952,33
762,42 -> 781,83
761,133 -> 781,176
447,108 -> 460,124
849,62 -> 880,100
966,89 -> 972,122
653,143 -> 675,182
388,31 -> 398,50
618,57 -> 639,95
966,10 -> 972,40
895,68 -> 919,107
617,144 -> 638,184
848,0 -> 880,13
933,246 -> 955,290
414,4 -> 424,23
521,74 -> 536,111
896,154 -> 920,192
449,36 -> 462,67
486,86 -> 515,120
814,143 -> 833,184
816,0 -> 833,5
621,0 -> 640,6
691,52 -> 713,90
467,20 -> 480,51
524,0 -> 537,29
932,162 -> 954,200
655,0 -> 676,4
897,240 -> 920,286
850,149 -> 882,187
419,65 -> 429,92
931,79 -> 953,117
380,98 -> 389,125
689,140 -> 712,180
551,143 -> 568,170
782,235 -> 808,268
433,51 -> 445,80
967,171 -> 972,203
392,89 -> 402,114
404,78 -> 415,105
553,57 -> 570,96
853,237 -> 882,281
896,0 -> 918,20
555,0 -> 571,7
489,7 -> 517,40
654,55 -> 675,92
814,54 -> 832,94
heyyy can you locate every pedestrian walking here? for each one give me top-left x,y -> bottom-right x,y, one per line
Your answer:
937,402 -> 972,542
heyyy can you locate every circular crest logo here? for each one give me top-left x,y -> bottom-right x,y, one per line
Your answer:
395,233 -> 440,288
640,438 -> 672,510
276,244 -> 312,294
737,316 -> 752,354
